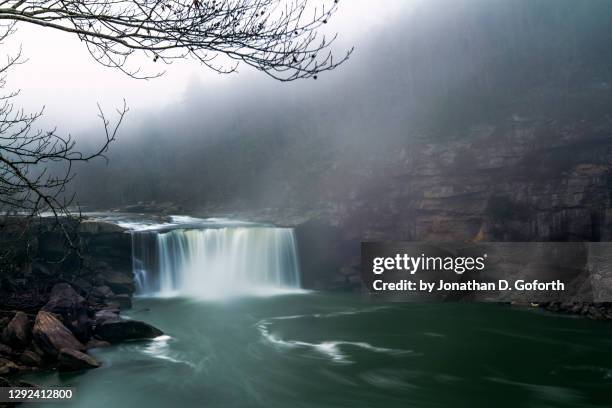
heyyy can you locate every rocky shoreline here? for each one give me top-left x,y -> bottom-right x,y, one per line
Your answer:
539,301 -> 612,320
0,280 -> 163,388
0,218 -> 163,393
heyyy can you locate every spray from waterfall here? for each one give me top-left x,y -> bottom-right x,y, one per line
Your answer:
131,227 -> 302,298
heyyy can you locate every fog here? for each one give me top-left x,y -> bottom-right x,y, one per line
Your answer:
5,0 -> 408,131
44,0 -> 612,211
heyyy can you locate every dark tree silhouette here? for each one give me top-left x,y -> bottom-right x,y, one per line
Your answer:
0,0 -> 351,80
0,23 -> 127,262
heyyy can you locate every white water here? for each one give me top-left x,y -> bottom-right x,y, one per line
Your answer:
131,226 -> 302,299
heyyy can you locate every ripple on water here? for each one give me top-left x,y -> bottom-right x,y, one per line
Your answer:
360,369 -> 421,390
256,307 -> 414,364
141,335 -> 196,368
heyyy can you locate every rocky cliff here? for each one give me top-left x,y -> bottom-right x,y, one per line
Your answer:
288,121 -> 612,290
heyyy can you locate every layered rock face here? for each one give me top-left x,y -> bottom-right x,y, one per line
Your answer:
0,219 -> 133,312
327,124 -> 611,241
292,122 -> 612,290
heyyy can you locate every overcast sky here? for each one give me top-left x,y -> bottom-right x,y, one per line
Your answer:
3,0 -> 411,133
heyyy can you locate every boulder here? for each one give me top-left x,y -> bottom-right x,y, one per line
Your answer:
87,286 -> 115,310
108,294 -> 132,310
42,284 -> 91,341
94,309 -> 120,325
58,348 -> 100,372
72,278 -> 94,296
42,284 -> 87,321
3,311 -> 31,348
95,271 -> 134,295
91,286 -> 114,299
32,311 -> 84,358
0,357 -> 19,375
19,350 -> 42,367
95,318 -> 163,343
0,343 -> 12,356
85,338 -> 111,350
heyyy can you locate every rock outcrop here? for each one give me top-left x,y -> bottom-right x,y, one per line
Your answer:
3,311 -> 31,349
95,317 -> 163,343
0,358 -> 20,376
85,339 -> 111,350
0,218 -> 163,384
19,350 -> 43,367
283,124 -> 612,291
95,270 -> 135,295
32,311 -> 85,358
42,283 -> 91,341
58,348 -> 100,372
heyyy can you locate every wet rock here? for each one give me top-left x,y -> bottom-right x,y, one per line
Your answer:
42,284 -> 87,321
95,318 -> 162,343
0,344 -> 12,356
541,302 -> 612,320
85,338 -> 110,350
108,294 -> 132,310
32,311 -> 84,358
94,309 -> 120,325
87,286 -> 115,311
91,286 -> 114,299
3,311 -> 31,348
57,348 -> 100,371
78,220 -> 125,234
95,271 -> 134,295
19,350 -> 42,367
42,283 -> 91,341
72,278 -> 94,296
0,357 -> 19,375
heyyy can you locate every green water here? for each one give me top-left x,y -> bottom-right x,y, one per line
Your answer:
25,293 -> 612,407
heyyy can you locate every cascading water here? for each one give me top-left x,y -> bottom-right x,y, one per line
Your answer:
131,226 -> 301,298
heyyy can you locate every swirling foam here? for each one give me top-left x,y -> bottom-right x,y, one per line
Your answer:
257,307 -> 412,364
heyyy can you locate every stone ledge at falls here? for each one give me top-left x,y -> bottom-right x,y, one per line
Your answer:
0,218 -> 164,384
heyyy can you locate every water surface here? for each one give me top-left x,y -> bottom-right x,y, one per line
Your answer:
25,293 -> 612,407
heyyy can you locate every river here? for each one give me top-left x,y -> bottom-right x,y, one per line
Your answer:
25,294 -> 612,407
23,214 -> 612,407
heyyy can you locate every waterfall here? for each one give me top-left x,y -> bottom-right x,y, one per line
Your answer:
131,227 -> 301,298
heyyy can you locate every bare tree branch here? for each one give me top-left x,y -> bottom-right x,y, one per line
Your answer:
0,23 -> 128,262
0,0 -> 351,80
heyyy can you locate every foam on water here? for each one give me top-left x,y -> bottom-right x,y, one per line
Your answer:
256,308 -> 413,364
